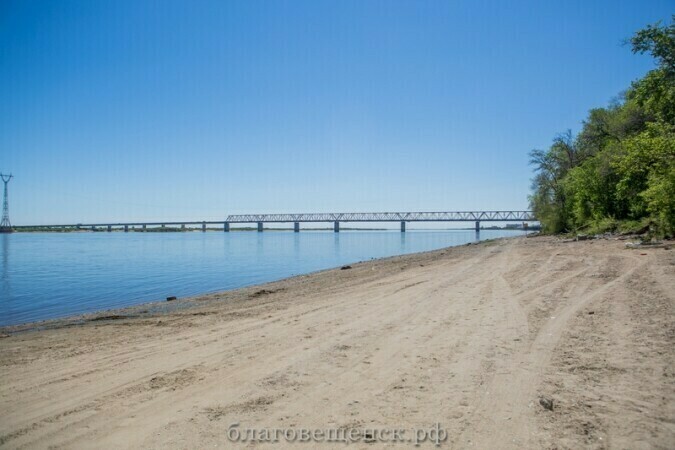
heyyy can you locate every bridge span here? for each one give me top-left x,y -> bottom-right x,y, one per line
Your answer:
15,211 -> 536,233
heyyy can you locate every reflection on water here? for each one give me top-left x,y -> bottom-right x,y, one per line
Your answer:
0,230 -> 527,326
1,234 -> 8,305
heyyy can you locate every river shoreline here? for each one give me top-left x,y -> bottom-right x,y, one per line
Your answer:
4,237 -> 509,335
2,229 -> 527,327
1,235 -> 673,448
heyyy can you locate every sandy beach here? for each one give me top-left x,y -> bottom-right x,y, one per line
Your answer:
0,236 -> 673,448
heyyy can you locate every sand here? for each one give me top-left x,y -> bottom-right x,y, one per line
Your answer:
0,236 -> 673,449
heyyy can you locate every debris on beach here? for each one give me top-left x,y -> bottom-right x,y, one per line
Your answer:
539,397 -> 554,411
166,296 -> 177,301
90,314 -> 130,321
250,289 -> 275,298
340,265 -> 352,270
625,241 -> 670,250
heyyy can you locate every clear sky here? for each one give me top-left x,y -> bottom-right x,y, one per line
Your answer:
1,0 -> 672,225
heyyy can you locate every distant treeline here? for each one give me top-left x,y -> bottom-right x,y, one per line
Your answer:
530,18 -> 674,236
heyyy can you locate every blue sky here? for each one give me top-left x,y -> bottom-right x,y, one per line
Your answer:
1,0 -> 672,225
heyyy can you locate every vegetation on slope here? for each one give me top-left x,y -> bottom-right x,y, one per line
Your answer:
530,17 -> 675,237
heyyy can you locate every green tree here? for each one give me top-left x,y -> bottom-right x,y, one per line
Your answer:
529,131 -> 580,232
630,16 -> 675,74
614,122 -> 675,231
628,16 -> 675,123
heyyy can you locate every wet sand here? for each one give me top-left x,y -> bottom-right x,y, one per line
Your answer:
1,236 -> 673,448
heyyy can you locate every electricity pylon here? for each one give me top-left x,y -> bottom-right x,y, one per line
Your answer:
0,173 -> 13,233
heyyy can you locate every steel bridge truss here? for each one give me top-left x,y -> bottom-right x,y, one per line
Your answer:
226,211 -> 535,223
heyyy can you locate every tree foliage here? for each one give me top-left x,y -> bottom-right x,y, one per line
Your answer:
530,17 -> 675,236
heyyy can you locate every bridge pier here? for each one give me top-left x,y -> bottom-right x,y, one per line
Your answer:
334,221 -> 339,233
181,224 -> 186,231
475,221 -> 480,232
142,224 -> 146,232
294,222 -> 299,232
224,222 -> 230,232
124,225 -> 129,232
202,222 -> 206,232
107,225 -> 112,232
401,221 -> 406,233
257,222 -> 263,232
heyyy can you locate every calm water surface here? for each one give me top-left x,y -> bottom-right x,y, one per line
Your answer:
0,230 -> 525,326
